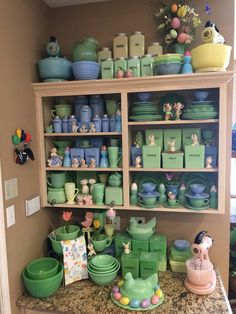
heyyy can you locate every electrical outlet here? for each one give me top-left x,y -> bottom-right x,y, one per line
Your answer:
113,216 -> 120,230
131,216 -> 145,224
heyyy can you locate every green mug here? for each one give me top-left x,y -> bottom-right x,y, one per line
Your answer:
51,104 -> 72,119
47,172 -> 66,188
189,198 -> 209,208
92,183 -> 105,205
168,199 -> 179,206
138,196 -> 157,206
108,147 -> 122,168
91,235 -> 112,253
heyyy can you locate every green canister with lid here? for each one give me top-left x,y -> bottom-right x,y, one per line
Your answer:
114,57 -> 127,74
98,47 -> 112,64
141,54 -> 153,77
101,58 -> 114,79
127,56 -> 140,77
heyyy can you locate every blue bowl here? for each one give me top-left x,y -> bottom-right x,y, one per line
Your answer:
137,92 -> 151,102
154,62 -> 182,75
194,91 -> 209,101
174,239 -> 190,251
72,61 -> 100,80
38,57 -> 72,81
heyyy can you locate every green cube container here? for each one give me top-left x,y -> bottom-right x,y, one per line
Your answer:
162,152 -> 184,168
170,245 -> 192,262
142,145 -> 161,168
184,145 -> 205,168
121,251 -> 140,279
182,128 -> 201,146
140,252 -> 159,279
131,239 -> 149,252
145,129 -> 163,149
158,256 -> 167,272
115,233 -> 132,258
169,257 -> 186,273
149,234 -> 167,258
105,186 -> 123,205
164,129 -> 182,151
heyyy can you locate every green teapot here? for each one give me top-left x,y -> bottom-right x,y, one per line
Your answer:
72,37 -> 99,62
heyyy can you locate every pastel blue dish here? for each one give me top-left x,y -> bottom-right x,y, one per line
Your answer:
136,92 -> 151,102
72,61 -> 100,80
138,191 -> 160,198
154,62 -> 182,75
194,91 -> 209,101
185,192 -> 209,199
142,182 -> 156,194
38,57 -> 72,81
174,239 -> 190,251
189,184 -> 205,195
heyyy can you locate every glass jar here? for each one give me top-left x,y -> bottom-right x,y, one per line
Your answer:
113,33 -> 128,59
129,31 -> 145,57
101,58 -> 114,79
147,42 -> 163,56
98,47 -> 112,64
114,57 -> 127,74
127,56 -> 140,77
140,54 -> 153,77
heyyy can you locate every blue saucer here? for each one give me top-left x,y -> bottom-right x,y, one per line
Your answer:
185,192 -> 209,199
138,191 -> 160,198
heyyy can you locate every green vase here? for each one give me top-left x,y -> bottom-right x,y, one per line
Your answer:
72,37 -> 99,62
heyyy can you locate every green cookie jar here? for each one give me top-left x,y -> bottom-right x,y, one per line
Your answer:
72,37 -> 99,62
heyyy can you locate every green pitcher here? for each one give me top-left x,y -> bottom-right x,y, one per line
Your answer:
72,37 -> 99,62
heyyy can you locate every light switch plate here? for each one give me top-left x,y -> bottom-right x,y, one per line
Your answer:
6,205 -> 15,228
4,178 -> 18,200
25,196 -> 40,216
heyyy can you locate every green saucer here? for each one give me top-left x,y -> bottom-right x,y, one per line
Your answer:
182,112 -> 218,120
185,203 -> 209,211
163,202 -> 180,209
133,102 -> 156,106
138,202 -> 159,209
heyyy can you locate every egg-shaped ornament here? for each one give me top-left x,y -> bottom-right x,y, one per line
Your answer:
171,17 -> 181,29
171,3 -> 178,13
118,279 -> 124,287
120,296 -> 130,305
21,130 -> 26,142
177,32 -> 187,44
12,134 -> 21,145
141,299 -> 150,308
151,295 -> 160,305
130,299 -> 140,308
15,128 -> 22,139
170,29 -> 178,39
113,292 -> 122,301
25,132 -> 32,144
112,286 -> 120,294
156,289 -> 163,298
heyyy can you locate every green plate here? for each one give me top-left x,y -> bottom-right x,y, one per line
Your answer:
191,101 -> 213,106
131,109 -> 158,114
129,115 -> 162,121
185,203 -> 209,211
135,174 -> 163,191
133,102 -> 157,106
163,202 -> 180,209
138,202 -> 159,209
182,112 -> 218,120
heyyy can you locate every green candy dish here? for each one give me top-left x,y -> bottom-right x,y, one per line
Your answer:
127,217 -> 156,240
111,272 -> 164,310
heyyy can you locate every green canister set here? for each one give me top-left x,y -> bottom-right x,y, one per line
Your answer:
99,31 -> 163,79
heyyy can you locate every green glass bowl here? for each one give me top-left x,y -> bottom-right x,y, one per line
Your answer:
90,255 -> 117,268
88,261 -> 120,274
26,257 -> 59,280
23,263 -> 63,298
127,228 -> 155,240
53,140 -> 73,148
55,225 -> 80,241
88,267 -> 119,286
48,234 -> 63,255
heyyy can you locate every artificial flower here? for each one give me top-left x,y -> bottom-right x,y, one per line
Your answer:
62,211 -> 72,233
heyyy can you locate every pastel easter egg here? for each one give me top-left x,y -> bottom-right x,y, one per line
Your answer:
151,295 -> 160,305
177,32 -> 187,44
171,3 -> 178,13
120,296 -> 130,305
118,280 -> 124,288
112,286 -> 120,293
170,29 -> 178,39
171,17 -> 180,29
113,292 -> 122,301
130,299 -> 140,308
156,289 -> 163,298
141,299 -> 150,308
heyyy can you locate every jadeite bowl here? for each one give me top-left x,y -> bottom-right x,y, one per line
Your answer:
38,57 -> 72,81
127,228 -> 155,240
23,263 -> 63,298
54,225 -> 80,241
88,260 -> 120,274
48,234 -> 63,255
72,61 -> 100,80
88,265 -> 119,286
189,184 -> 206,195
26,257 -> 59,280
191,43 -> 232,72
154,62 -> 182,75
53,140 -> 73,148
91,255 -> 117,268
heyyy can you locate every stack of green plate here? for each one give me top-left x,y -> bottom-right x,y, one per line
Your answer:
182,100 -> 218,120
129,102 -> 162,121
153,54 -> 183,65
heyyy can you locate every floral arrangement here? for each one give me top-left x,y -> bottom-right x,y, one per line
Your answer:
62,211 -> 72,233
154,2 -> 201,51
163,172 -> 180,185
93,218 -> 101,240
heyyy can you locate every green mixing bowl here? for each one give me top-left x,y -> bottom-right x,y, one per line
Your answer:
53,140 -> 73,148
23,263 -> 63,298
90,254 -> 117,268
88,267 -> 119,286
48,234 -> 63,256
55,225 -> 80,241
26,257 -> 59,280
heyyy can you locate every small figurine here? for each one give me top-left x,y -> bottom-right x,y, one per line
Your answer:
135,155 -> 142,168
79,124 -> 88,133
167,139 -> 176,152
201,20 -> 225,44
116,67 -> 124,79
163,103 -> 173,121
191,134 -> 199,146
81,211 -> 94,228
76,194 -> 84,206
89,158 -> 96,168
130,182 -> 138,205
80,159 -> 88,168
192,231 -> 213,262
63,147 -> 71,167
148,134 -> 156,147
80,179 -> 89,194
179,183 -> 186,206
71,158 -> 79,168
124,68 -> 133,78
167,192 -> 176,200
45,125 -> 53,133
89,122 -> 96,133
173,102 -> 184,120
123,242 -> 131,254
71,121 -> 79,133
89,178 -> 96,194
158,183 -> 167,205
83,194 -> 93,205
115,109 -> 122,132
87,242 -> 97,256
205,155 -> 213,168
47,147 -> 63,167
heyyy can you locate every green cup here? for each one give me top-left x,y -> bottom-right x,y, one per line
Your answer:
189,198 -> 209,208
138,196 -> 157,206
91,235 -> 112,253
51,104 -> 72,119
47,172 -> 66,188
92,183 -> 105,205
108,147 -> 122,168
168,199 -> 179,206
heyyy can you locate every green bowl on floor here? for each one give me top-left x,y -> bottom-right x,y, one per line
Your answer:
48,234 -> 63,255
91,254 -> 117,268
54,225 -> 80,241
88,266 -> 119,286
26,257 -> 59,280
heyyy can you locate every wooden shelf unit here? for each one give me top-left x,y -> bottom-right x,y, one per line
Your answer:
33,72 -> 234,214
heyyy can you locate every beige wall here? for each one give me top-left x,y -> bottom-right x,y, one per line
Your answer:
49,0 -> 234,290
0,1 -> 51,313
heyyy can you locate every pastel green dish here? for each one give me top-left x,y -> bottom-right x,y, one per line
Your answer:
127,228 -> 155,240
88,261 -> 120,274
26,257 -> 59,280
91,254 -> 117,268
89,261 -> 117,272
54,225 -> 80,241
53,140 -> 73,148
88,268 -> 119,286
129,115 -> 162,121
23,263 -> 63,298
48,234 -> 63,255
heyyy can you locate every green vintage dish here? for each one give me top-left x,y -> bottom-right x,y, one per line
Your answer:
185,203 -> 209,211
89,261 -> 117,272
91,255 -> 117,268
48,234 -> 63,255
88,267 -> 119,286
182,112 -> 218,120
191,100 -> 213,106
55,225 -> 80,241
53,140 -> 73,148
26,257 -> 59,280
179,173 -> 215,194
129,115 -> 162,121
22,263 -> 63,298
88,261 -> 120,274
132,108 -> 158,114
138,202 -> 159,209
127,228 -> 155,240
133,102 -> 157,106
163,202 -> 180,209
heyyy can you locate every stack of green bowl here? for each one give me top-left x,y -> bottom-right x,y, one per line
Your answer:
153,54 -> 183,75
23,257 -> 63,298
88,254 -> 120,286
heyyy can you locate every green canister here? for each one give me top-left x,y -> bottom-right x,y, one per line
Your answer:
127,56 -> 140,77
98,47 -> 112,64
114,57 -> 127,74
141,54 -> 153,77
101,58 -> 114,79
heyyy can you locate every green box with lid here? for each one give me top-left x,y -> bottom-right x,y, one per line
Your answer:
182,128 -> 201,146
145,129 -> 163,149
105,186 -> 123,205
162,152 -> 184,168
121,251 -> 140,279
163,129 -> 182,151
149,234 -> 167,258
169,257 -> 186,273
184,145 -> 205,168
115,233 -> 132,258
131,238 -> 149,252
142,145 -> 161,168
170,245 -> 192,262
140,252 -> 159,279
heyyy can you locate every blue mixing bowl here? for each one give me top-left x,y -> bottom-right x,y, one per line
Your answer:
154,62 -> 182,75
38,57 -> 72,81
72,61 -> 100,80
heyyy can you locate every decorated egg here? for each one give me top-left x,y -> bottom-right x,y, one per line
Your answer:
141,299 -> 150,308
11,134 -> 21,145
113,292 -> 122,301
177,32 -> 187,44
170,29 -> 178,39
120,296 -> 130,305
171,17 -> 180,29
21,130 -> 26,141
112,286 -> 120,293
171,3 -> 178,13
118,280 -> 124,287
156,289 -> 163,298
151,295 -> 160,305
130,299 -> 140,308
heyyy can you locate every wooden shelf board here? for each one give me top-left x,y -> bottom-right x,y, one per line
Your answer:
44,132 -> 121,137
45,167 -> 122,171
129,167 -> 218,172
128,119 -> 219,126
45,203 -> 125,209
